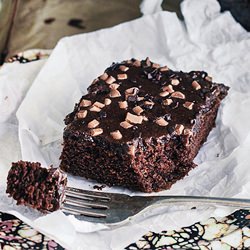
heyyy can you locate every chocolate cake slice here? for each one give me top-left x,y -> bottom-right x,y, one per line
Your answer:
60,58 -> 229,192
6,161 -> 67,212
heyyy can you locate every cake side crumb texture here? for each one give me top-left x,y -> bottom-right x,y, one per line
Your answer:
6,161 -> 67,212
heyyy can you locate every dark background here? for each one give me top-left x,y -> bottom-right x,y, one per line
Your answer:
0,0 -> 249,64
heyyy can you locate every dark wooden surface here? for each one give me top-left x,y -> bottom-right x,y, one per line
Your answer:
0,0 -> 249,64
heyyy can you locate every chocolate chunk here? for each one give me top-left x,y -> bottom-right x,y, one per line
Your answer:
119,101 -> 128,109
77,110 -> 87,119
155,117 -> 168,126
117,74 -> 127,80
80,99 -> 92,107
171,91 -> 185,99
171,79 -> 180,86
106,76 -> 116,84
104,98 -> 111,105
159,91 -> 170,97
110,130 -> 123,140
126,112 -> 143,124
162,85 -> 174,93
90,128 -> 103,136
133,106 -> 144,115
110,89 -> 121,98
192,80 -> 201,90
120,121 -> 133,129
100,73 -> 108,81
119,65 -> 129,72
89,105 -> 101,112
163,99 -> 173,106
88,119 -> 99,128
183,101 -> 194,110
175,124 -> 184,135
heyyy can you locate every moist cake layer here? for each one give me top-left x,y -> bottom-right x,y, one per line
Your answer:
6,161 -> 67,212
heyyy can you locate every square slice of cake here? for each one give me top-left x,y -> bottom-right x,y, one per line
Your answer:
6,161 -> 67,212
60,58 -> 229,192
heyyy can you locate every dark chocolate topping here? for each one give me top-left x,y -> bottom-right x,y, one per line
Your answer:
65,58 -> 229,143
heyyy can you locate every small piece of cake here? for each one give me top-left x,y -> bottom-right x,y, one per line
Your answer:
6,161 -> 67,212
60,58 -> 229,192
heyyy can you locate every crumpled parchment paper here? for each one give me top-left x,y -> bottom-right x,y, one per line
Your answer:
0,0 -> 250,249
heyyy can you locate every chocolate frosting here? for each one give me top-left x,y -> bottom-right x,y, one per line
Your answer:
65,58 -> 229,143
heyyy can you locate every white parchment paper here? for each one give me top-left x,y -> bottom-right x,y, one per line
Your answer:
0,0 -> 250,249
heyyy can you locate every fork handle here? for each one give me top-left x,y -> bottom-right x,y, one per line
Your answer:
146,196 -> 250,208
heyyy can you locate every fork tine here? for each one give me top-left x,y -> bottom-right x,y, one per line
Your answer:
65,187 -> 110,201
63,204 -> 107,218
63,187 -> 131,223
65,197 -> 109,210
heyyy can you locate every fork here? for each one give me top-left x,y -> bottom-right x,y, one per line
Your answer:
62,187 -> 250,224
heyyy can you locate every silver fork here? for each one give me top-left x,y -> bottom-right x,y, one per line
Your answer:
62,187 -> 250,224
